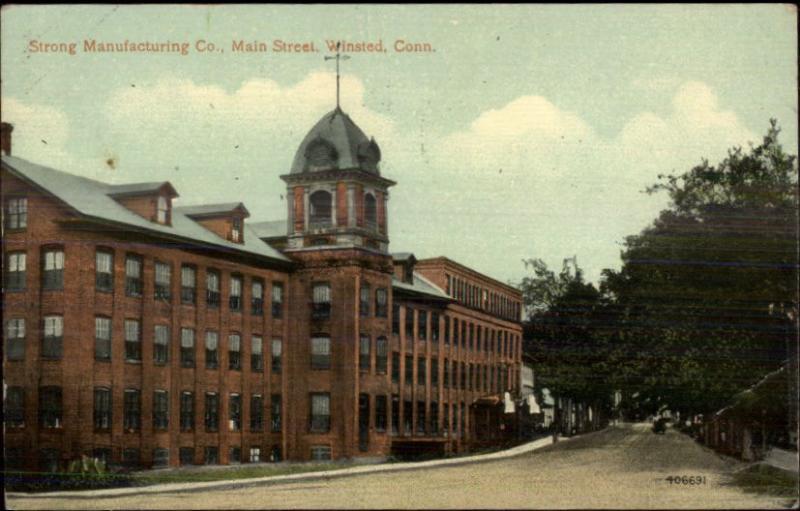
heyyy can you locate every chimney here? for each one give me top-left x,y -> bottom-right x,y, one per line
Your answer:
1,122 -> 13,156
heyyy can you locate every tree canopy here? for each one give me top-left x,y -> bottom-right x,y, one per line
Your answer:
521,121 -> 798,418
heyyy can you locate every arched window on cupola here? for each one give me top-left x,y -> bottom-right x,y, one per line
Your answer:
309,190 -> 332,227
305,138 -> 338,171
364,193 -> 377,229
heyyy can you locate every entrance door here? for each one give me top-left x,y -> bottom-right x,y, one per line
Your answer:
359,394 -> 370,452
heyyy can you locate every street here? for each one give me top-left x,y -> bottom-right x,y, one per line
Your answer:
7,423 -> 795,509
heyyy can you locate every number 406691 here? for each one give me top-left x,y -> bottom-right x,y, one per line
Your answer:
666,476 -> 707,485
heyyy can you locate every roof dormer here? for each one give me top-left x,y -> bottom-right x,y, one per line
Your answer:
107,181 -> 178,225
176,202 -> 251,243
392,252 -> 417,284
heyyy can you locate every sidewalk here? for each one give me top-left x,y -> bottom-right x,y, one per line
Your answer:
8,436 -> 557,499
763,447 -> 799,474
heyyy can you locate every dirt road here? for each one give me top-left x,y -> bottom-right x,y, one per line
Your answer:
7,423 -> 795,509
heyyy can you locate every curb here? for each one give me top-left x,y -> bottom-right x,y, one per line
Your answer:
8,435 -> 562,499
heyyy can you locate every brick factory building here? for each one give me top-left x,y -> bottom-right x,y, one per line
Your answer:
1,111 -> 523,470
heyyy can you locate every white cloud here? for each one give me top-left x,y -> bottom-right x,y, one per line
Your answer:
2,78 -> 760,287
395,81 -> 759,284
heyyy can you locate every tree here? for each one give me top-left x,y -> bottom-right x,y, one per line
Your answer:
521,257 -> 614,422
602,120 -> 798,416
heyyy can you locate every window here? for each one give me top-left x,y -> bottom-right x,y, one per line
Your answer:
391,352 -> 400,383
206,270 -> 220,307
418,310 -> 427,340
312,282 -> 331,319
181,265 -> 196,304
405,307 -> 414,339
375,288 -> 388,317
309,393 -> 330,433
123,389 -> 141,431
228,333 -> 241,370
5,448 -> 25,471
311,335 -> 331,369
417,357 -> 426,386
271,394 -> 282,432
460,362 -> 467,390
376,337 -> 388,374
251,279 -> 264,315
430,402 -> 439,435
391,395 -> 400,436
205,392 -> 219,432
153,390 -> 169,430
6,197 -> 27,229
93,251 -> 115,294
443,404 -> 450,437
405,355 -> 413,385
229,446 -> 241,464
359,335 -> 370,372
124,319 -> 141,361
124,255 -> 142,297
6,251 -> 26,290
154,262 -> 171,301
444,359 -> 450,388
180,391 -> 194,431
91,448 -> 111,466
469,323 -> 474,351
153,448 -> 169,468
179,328 -> 195,367
42,248 -> 64,290
359,284 -> 370,317
417,401 -> 426,435
39,386 -> 62,428
93,387 -> 111,430
6,318 -> 25,360
444,317 -> 450,345
42,315 -> 63,359
403,400 -> 412,436
229,275 -> 242,311
271,445 -> 282,462
432,313 -> 440,343
122,449 -> 140,469
229,393 -> 242,431
310,446 -> 332,461
94,319 -> 111,362
375,395 -> 387,432
271,339 -> 282,373
250,394 -> 264,431
364,193 -> 377,229
453,318 -> 460,346
309,190 -> 332,227
249,447 -> 261,463
157,196 -> 169,224
392,303 -> 400,335
154,325 -> 169,364
460,403 -> 467,439
431,358 -> 439,387
38,448 -> 60,473
205,330 -> 218,369
179,447 -> 195,465
204,447 -> 219,465
231,217 -> 242,242
5,387 -> 25,428
251,336 -> 263,372
272,283 -> 283,318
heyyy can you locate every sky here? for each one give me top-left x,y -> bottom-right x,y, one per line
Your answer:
1,4 -> 797,286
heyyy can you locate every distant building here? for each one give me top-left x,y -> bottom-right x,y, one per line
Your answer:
1,108 -> 523,471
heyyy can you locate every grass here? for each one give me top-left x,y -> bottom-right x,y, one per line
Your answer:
6,462 -> 351,493
729,463 -> 799,498
131,461 -> 349,485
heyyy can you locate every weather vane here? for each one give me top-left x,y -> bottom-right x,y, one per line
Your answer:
324,42 -> 350,110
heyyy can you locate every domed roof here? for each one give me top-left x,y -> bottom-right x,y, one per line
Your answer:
290,108 -> 381,175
